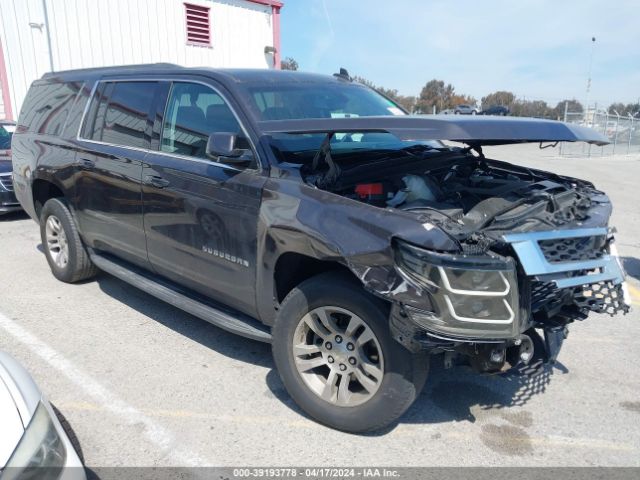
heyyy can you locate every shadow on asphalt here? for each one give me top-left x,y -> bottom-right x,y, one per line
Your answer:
266,356 -> 562,436
95,274 -> 273,369
0,211 -> 28,221
94,272 -> 563,435
622,256 -> 640,282
51,403 -> 85,464
401,358 -> 562,425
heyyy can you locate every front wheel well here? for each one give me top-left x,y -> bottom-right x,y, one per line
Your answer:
273,253 -> 359,304
32,180 -> 64,218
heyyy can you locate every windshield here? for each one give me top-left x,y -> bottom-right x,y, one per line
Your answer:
0,124 -> 15,150
242,82 -> 405,121
269,132 -> 446,165
238,81 -> 446,162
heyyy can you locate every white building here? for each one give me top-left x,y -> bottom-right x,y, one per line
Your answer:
0,0 -> 283,121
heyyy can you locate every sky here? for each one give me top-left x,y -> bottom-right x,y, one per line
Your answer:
280,0 -> 640,107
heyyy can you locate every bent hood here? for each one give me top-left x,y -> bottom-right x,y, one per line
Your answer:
257,115 -> 609,146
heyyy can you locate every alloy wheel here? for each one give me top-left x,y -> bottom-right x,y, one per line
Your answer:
45,215 -> 69,269
292,306 -> 384,407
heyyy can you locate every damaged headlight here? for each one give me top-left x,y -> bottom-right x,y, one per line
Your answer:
394,240 -> 520,339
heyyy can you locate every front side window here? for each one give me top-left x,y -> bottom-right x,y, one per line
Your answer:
82,81 -> 157,149
160,82 -> 241,159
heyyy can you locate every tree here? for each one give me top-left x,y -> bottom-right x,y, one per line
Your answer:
281,57 -> 299,71
552,99 -> 583,119
481,91 -> 516,110
450,94 -> 477,108
392,95 -> 417,113
608,102 -> 626,115
416,79 -> 453,113
510,99 -> 553,118
625,103 -> 640,116
608,102 -> 640,116
352,76 -> 416,113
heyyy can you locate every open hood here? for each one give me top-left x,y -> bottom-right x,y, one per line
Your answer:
257,115 -> 609,146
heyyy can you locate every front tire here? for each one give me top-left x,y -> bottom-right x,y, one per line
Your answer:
272,272 -> 428,433
40,198 -> 97,283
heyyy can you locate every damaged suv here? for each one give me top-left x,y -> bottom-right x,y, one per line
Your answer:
12,65 -> 630,432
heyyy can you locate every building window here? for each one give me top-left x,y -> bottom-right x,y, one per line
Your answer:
184,3 -> 211,46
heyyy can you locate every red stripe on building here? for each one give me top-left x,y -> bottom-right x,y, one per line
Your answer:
0,38 -> 13,120
247,0 -> 283,69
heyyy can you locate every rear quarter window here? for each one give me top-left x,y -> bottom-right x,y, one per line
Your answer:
17,81 -> 83,136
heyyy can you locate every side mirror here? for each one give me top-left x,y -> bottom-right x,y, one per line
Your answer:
206,132 -> 254,166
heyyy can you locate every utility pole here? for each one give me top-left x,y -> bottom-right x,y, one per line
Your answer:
585,36 -> 596,125
559,101 -> 569,155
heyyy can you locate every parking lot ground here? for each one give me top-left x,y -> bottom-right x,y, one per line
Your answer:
0,143 -> 639,467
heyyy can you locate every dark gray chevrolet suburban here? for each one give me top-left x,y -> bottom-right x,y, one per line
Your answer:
11,64 -> 630,432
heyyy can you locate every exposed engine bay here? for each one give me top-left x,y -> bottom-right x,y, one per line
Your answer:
301,148 -> 628,373
305,149 -> 610,248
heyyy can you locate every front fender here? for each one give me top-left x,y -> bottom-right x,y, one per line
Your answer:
255,178 -> 459,323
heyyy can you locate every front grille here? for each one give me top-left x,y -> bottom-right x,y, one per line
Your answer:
0,174 -> 13,191
503,228 -> 624,290
530,278 -> 630,317
575,281 -> 630,316
531,281 -> 562,312
539,236 -> 606,263
504,228 -> 629,321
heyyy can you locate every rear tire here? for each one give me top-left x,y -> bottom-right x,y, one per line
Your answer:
40,198 -> 97,283
272,272 -> 429,433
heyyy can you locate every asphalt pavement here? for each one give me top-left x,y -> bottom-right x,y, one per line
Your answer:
0,143 -> 639,467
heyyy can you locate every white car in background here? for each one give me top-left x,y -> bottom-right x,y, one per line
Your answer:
0,351 -> 85,479
454,104 -> 480,115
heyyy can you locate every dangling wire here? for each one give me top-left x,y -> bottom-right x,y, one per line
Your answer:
312,132 -> 341,188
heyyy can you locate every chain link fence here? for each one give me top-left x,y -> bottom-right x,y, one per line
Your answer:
560,109 -> 640,157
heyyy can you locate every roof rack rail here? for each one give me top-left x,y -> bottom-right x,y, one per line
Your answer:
42,62 -> 182,78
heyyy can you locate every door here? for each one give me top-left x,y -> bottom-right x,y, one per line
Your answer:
142,81 -> 265,317
74,80 -> 160,268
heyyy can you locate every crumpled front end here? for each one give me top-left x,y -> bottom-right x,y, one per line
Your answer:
386,226 -> 630,373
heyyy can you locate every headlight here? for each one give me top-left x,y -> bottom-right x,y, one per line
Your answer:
394,240 -> 520,339
3,402 -> 67,480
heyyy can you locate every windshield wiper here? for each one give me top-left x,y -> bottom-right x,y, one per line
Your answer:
400,144 -> 452,157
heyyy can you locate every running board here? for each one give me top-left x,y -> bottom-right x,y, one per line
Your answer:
89,252 -> 272,343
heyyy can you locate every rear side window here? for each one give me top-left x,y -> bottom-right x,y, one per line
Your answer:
81,81 -> 158,149
17,82 -> 82,135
